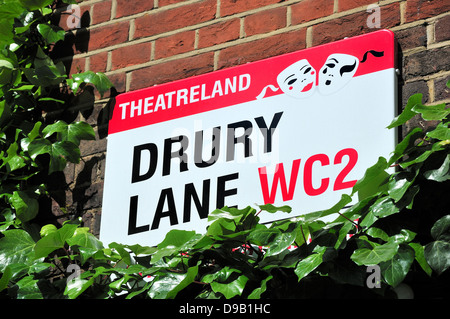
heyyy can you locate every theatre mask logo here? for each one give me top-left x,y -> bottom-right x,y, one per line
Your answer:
100,30 -> 397,246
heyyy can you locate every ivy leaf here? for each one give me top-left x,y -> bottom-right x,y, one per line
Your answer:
0,229 -> 36,272
352,157 -> 390,201
210,275 -> 249,299
43,121 -> 95,145
380,244 -> 415,287
34,223 -> 78,258
424,154 -> 450,182
18,0 -> 54,11
258,203 -> 292,213
148,272 -> 190,299
424,240 -> 450,275
70,71 -> 113,97
37,23 -> 65,44
66,231 -> 104,250
265,223 -> 297,257
151,230 -> 200,262
14,275 -> 43,299
351,241 -> 399,266
409,243 -> 433,276
10,191 -> 39,223
412,102 -> 450,121
166,264 -> 199,299
387,94 -> 423,129
294,246 -> 326,281
427,122 -> 450,141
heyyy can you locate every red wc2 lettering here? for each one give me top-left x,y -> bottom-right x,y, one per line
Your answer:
258,148 -> 359,204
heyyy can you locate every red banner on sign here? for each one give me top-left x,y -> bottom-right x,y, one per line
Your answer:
108,30 -> 396,135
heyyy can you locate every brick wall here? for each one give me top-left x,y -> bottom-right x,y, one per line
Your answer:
54,0 -> 450,236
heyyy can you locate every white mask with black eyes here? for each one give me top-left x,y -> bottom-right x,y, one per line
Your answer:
318,54 -> 359,95
276,59 -> 316,99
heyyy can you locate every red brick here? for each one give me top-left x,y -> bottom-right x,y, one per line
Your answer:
92,0 -> 111,24
159,0 -> 185,7
312,3 -> 400,46
244,7 -> 286,36
217,28 -> 307,70
134,0 -> 216,39
220,0 -> 283,17
154,31 -> 195,59
108,72 -> 127,94
291,0 -> 334,25
130,52 -> 215,90
89,21 -> 130,51
115,0 -> 154,18
406,0 -> 450,22
90,51 -> 108,73
197,19 -> 241,49
111,42 -> 152,70
338,0 -> 377,12
435,14 -> 450,42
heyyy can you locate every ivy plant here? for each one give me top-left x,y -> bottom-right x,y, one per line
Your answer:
0,0 -> 112,299
0,0 -> 449,300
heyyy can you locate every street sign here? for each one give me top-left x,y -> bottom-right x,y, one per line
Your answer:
100,29 -> 397,246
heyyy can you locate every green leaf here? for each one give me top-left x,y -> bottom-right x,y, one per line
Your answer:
380,244 -> 415,287
412,102 -> 450,121
351,241 -> 399,266
71,71 -> 113,97
39,224 -> 57,237
258,203 -> 292,213
208,206 -> 255,222
389,128 -> 423,165
387,94 -> 423,129
367,227 -> 390,242
294,246 -> 326,281
166,264 -> 199,299
409,243 -> 432,276
0,266 -> 12,292
0,229 -> 36,272
148,272 -> 190,299
424,240 -> 450,275
248,227 -> 281,246
427,122 -> 450,141
14,275 -> 43,299
18,0 -> 53,11
248,275 -> 272,299
265,223 -> 297,257
66,231 -> 103,250
300,194 -> 352,223
34,223 -> 78,258
352,157 -> 390,201
370,196 -> 399,219
43,121 -> 95,145
37,23 -> 65,44
424,154 -> 450,182
151,230 -> 200,262
28,138 -> 81,173
10,191 -> 39,223
388,170 -> 419,203
430,215 -> 450,241
210,275 -> 248,299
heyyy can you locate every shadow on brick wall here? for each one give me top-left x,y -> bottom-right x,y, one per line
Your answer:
41,5 -> 116,230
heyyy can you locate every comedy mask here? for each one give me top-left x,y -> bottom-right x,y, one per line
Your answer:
276,59 -> 316,99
